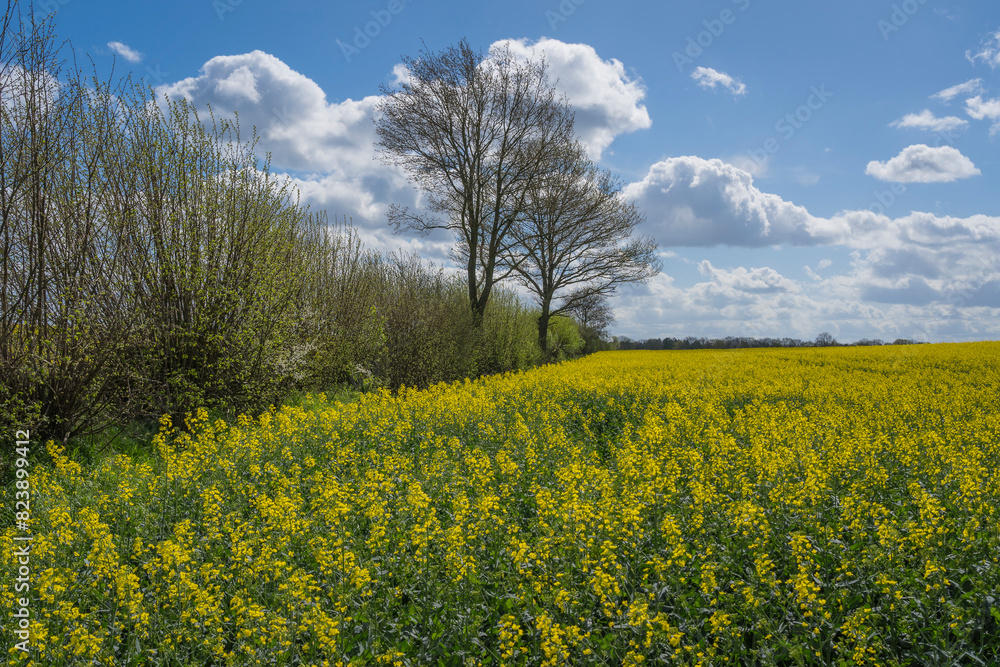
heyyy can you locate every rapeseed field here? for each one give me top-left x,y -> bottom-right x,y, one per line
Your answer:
3,343 -> 999,665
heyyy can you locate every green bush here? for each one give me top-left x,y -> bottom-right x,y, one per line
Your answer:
547,315 -> 585,361
376,253 -> 477,389
112,94 -> 319,429
1,14 -> 140,447
279,220 -> 387,392
364,252 -> 542,390
474,288 -> 541,375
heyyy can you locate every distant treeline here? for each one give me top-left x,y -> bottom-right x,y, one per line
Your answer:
616,334 -> 924,351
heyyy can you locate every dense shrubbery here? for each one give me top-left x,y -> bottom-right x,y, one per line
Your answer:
0,37 -> 328,447
0,10 -> 614,466
356,252 -> 540,391
0,7 -> 600,458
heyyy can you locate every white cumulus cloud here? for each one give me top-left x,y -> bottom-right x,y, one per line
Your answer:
690,66 -> 747,97
155,50 -> 417,232
213,65 -> 262,104
622,156 -> 847,247
865,144 -> 980,183
498,38 -> 651,160
889,109 -> 967,132
965,95 -> 1000,135
697,261 -> 800,294
614,155 -> 1000,341
157,51 -> 379,173
107,41 -> 143,63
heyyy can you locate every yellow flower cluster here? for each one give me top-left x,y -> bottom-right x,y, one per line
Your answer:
2,342 -> 999,665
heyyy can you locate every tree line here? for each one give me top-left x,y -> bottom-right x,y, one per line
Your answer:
616,334 -> 924,351
1,6 -> 655,455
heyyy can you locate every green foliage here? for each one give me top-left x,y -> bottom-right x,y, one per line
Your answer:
0,11 -> 139,448
579,324 -> 614,355
278,220 -> 387,391
111,93 -> 319,429
376,253 -> 477,389
546,315 -> 586,361
473,287 -> 541,375
371,253 -> 544,390
3,7 -> 562,464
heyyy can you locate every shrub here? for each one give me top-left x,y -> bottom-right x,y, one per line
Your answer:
547,315 -> 585,361
110,94 -> 319,429
279,219 -> 387,392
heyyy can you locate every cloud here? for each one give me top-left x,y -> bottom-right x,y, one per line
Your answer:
865,144 -> 980,183
155,50 -> 418,233
390,63 -> 410,87
107,41 -> 143,63
623,156 -> 849,247
151,42 -> 652,253
930,78 -> 983,102
613,215 -> 1000,340
965,95 -> 1000,120
614,156 -> 1000,341
610,220 -> 1000,341
860,277 -> 941,306
965,95 -> 1000,135
889,109 -> 968,132
844,212 -> 1000,313
697,261 -> 799,294
158,51 -> 373,172
498,38 -> 651,160
966,30 -> 1000,68
690,66 -> 747,97
213,65 -> 262,103
622,156 -> 1000,269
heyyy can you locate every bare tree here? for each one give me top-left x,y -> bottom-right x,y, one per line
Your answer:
814,332 -> 838,347
504,139 -> 660,359
565,289 -> 615,339
373,38 -> 575,325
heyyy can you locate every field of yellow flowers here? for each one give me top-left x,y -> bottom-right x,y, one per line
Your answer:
3,343 -> 1000,666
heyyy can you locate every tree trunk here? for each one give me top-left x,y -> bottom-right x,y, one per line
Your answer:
537,308 -> 550,362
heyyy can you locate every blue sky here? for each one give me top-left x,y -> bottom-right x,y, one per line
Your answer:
45,0 -> 1000,343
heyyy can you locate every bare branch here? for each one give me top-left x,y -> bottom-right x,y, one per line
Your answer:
501,139 -> 661,358
374,38 -> 575,324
